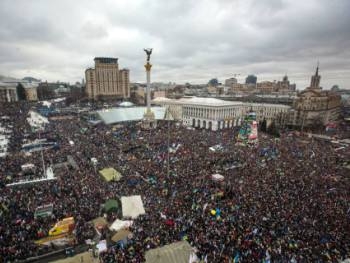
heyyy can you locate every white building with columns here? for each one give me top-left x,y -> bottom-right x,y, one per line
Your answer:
152,97 -> 291,131
0,82 -> 18,102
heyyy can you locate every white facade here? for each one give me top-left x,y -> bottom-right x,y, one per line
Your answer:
0,83 -> 18,102
152,97 -> 291,131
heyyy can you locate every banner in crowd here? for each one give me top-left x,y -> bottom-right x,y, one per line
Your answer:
248,121 -> 258,140
34,203 -> 53,219
237,112 -> 258,143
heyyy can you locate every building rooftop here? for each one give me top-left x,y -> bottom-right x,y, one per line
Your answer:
0,82 -> 17,88
97,107 -> 166,124
22,82 -> 39,89
152,97 -> 244,106
94,57 -> 118,64
246,102 -> 291,108
0,76 -> 20,82
152,97 -> 291,109
118,101 -> 135,107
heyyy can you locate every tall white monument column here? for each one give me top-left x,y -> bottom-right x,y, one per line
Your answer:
146,63 -> 151,111
142,48 -> 157,129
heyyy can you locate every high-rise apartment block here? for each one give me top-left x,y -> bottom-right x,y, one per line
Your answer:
85,57 -> 130,99
224,77 -> 238,87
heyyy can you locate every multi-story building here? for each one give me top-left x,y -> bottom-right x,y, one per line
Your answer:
153,91 -> 166,99
228,83 -> 247,94
256,81 -> 275,93
224,77 -> 238,87
119,69 -> 130,98
85,57 -> 130,99
288,66 -> 341,127
206,86 -> 217,95
276,75 -> 296,92
0,76 -> 39,102
227,75 -> 296,96
0,83 -> 17,102
152,97 -> 290,131
23,83 -> 38,101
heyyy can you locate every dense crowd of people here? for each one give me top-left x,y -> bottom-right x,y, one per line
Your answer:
0,101 -> 349,262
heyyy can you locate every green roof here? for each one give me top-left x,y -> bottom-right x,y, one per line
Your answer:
104,199 -> 120,213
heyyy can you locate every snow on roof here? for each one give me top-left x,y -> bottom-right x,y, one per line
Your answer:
119,101 -> 135,107
152,97 -> 172,102
247,103 -> 291,108
98,107 -> 166,125
152,97 -> 243,106
22,82 -> 39,89
0,82 -> 17,88
152,97 -> 290,109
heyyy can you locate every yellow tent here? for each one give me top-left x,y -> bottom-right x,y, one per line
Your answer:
111,229 -> 132,242
91,217 -> 108,229
99,168 -> 122,182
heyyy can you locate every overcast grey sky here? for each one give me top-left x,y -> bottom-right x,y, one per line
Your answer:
0,0 -> 349,89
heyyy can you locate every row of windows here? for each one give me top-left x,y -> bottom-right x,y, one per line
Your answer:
183,107 -> 239,119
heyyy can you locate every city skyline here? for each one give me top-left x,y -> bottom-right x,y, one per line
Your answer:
0,0 -> 349,89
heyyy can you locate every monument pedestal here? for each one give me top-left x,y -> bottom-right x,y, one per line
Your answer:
142,108 -> 157,129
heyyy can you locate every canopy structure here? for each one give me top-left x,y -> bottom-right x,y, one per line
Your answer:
96,240 -> 107,253
111,229 -> 132,243
121,195 -> 145,219
99,168 -> 122,182
91,217 -> 108,229
145,241 -> 196,263
104,199 -> 120,213
212,173 -> 224,182
109,219 -> 133,232
118,101 -> 134,107
97,106 -> 166,125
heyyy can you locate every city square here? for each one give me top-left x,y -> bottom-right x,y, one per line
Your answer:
1,1 -> 350,262
0,98 -> 349,262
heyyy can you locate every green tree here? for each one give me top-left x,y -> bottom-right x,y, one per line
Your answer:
260,118 -> 267,132
267,121 -> 280,137
16,83 -> 26,100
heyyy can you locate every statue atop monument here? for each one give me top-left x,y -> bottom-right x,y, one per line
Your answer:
144,48 -> 152,62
